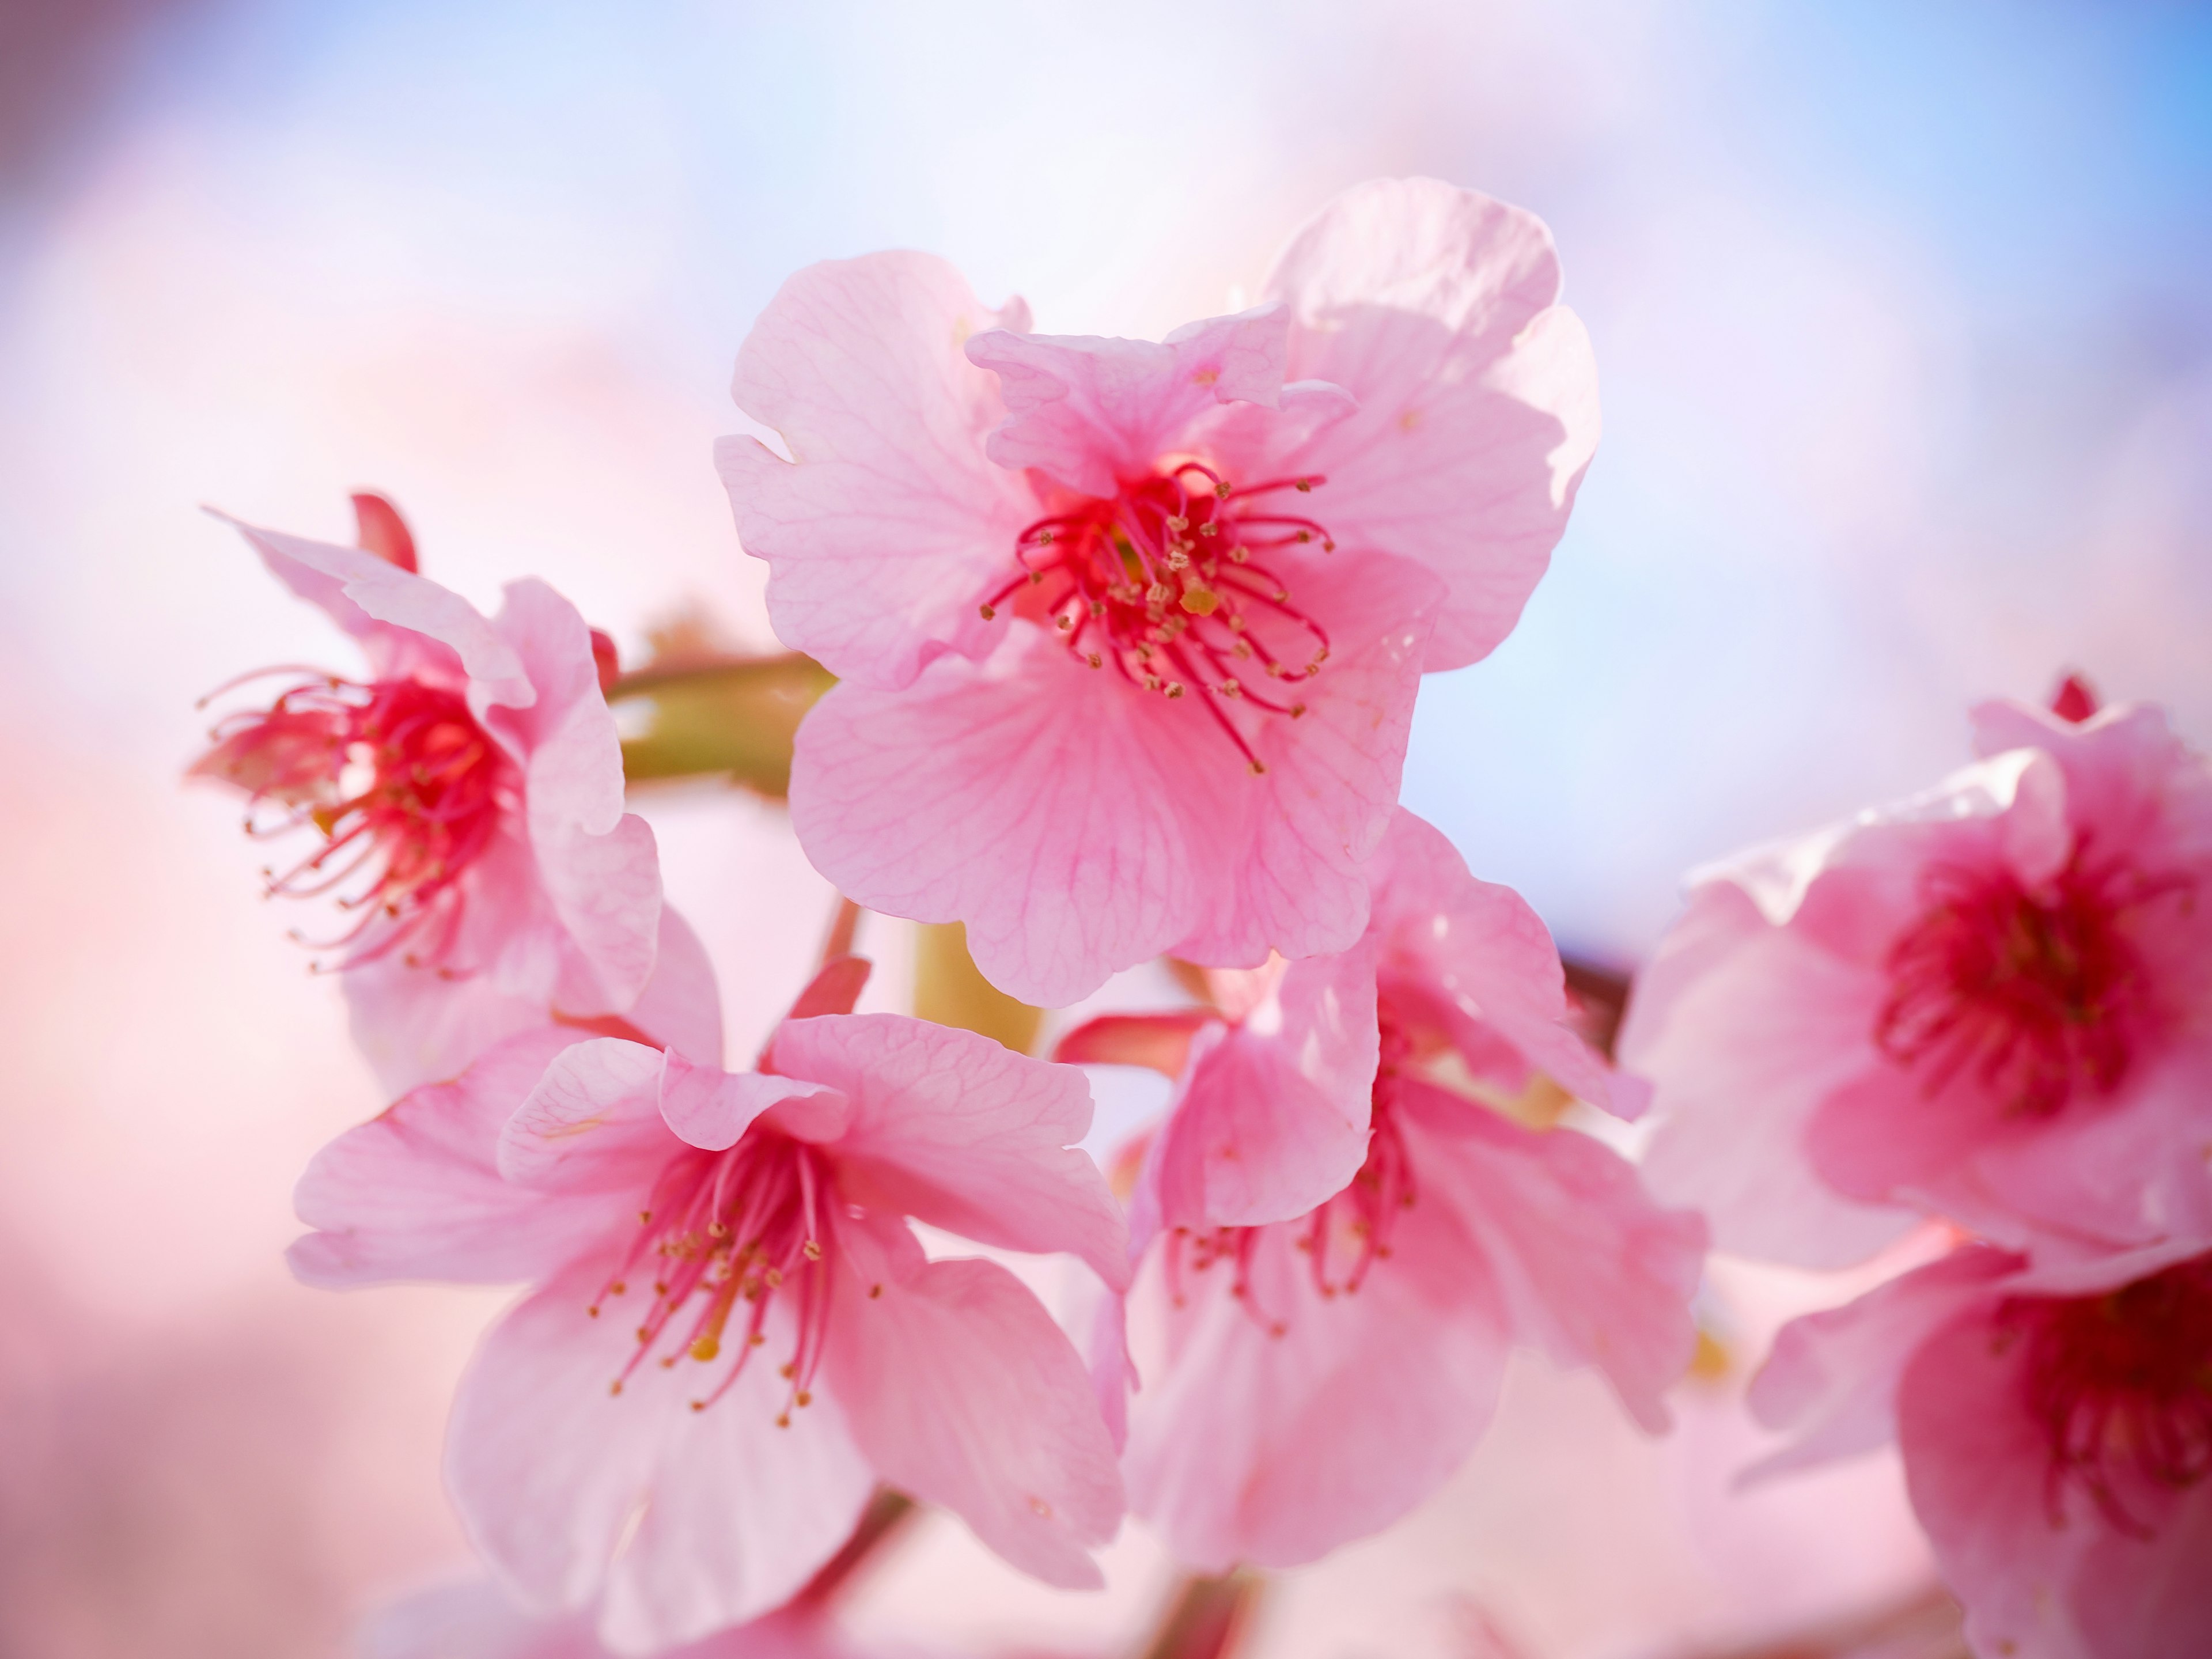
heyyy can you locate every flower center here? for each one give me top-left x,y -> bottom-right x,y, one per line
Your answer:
1875,852 -> 2164,1117
197,673 -> 509,968
1164,1019 -> 1418,1335
2001,1255 -> 2212,1535
592,1132 -> 838,1422
979,464 -> 1336,774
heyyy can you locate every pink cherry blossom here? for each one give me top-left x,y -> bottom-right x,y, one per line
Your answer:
1749,1240 -> 2212,1659
1622,688 -> 2212,1270
717,179 -> 1599,1006
1061,812 -> 1703,1568
293,955 -> 1128,1655
192,506 -> 663,1094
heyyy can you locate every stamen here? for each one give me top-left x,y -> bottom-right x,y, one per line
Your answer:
980,467 -> 1339,774
603,1132 -> 842,1422
192,673 -> 510,970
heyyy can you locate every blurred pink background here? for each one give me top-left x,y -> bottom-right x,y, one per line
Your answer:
1,2 -> 2206,1654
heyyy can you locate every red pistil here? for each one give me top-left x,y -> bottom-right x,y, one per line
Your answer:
595,1132 -> 839,1423
195,672 -> 509,968
1876,851 -> 2166,1117
979,465 -> 1336,774
2001,1254 -> 2212,1535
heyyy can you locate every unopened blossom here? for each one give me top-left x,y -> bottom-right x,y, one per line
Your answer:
293,955 -> 1127,1655
718,178 -> 1600,1005
1749,1239 -> 2212,1659
1062,811 -> 1703,1567
1622,685 -> 2212,1270
193,502 -> 662,1093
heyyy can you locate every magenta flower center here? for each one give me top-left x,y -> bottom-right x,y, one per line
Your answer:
2001,1255 -> 2212,1535
980,464 -> 1338,774
1875,854 -> 2162,1116
1165,1010 -> 1420,1334
593,1131 -> 840,1422
200,673 -> 509,967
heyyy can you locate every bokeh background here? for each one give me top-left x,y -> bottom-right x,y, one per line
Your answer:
2,2 -> 2207,1655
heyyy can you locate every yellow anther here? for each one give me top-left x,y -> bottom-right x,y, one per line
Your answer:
1165,682 -> 1186,699
1290,703 -> 1307,718
979,603 -> 996,620
1057,614 -> 1074,630
1220,679 -> 1241,697
690,1336 -> 721,1362
1248,760 -> 1267,776
1229,545 -> 1250,563
609,1380 -> 624,1396
802,1240 -> 822,1261
1296,478 -> 1313,492
1180,587 -> 1219,616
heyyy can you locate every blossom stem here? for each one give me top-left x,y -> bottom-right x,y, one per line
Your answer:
610,652 -> 836,797
1132,1569 -> 1264,1659
820,894 -> 863,966
788,1486 -> 917,1611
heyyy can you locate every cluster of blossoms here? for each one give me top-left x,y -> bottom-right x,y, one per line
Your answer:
1624,681 -> 2212,1658
191,177 -> 2209,1659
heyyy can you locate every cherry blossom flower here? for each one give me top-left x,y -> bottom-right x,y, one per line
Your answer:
717,178 -> 1600,1006
1622,687 -> 2212,1270
192,504 -> 662,1094
292,954 -> 1128,1655
1060,812 -> 1703,1567
1749,1239 -> 2212,1659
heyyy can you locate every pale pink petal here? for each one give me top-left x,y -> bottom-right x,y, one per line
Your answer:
448,1262 -> 874,1646
1744,1246 -> 2016,1479
342,836 -> 563,1095
623,906 -> 727,1070
788,627 -> 1200,1007
1124,1188 -> 1510,1570
1052,1009 -> 1215,1077
494,578 -> 664,1013
1895,1310 -> 2098,1659
825,1215 -> 1121,1588
1395,1086 -> 1706,1430
660,1050 -> 848,1152
1253,179 -> 1600,672
718,252 -> 1034,689
1368,809 -> 1618,1111
1168,549 -> 1443,969
965,308 -> 1289,498
500,1039 -> 672,1192
217,512 -> 535,713
768,1013 -> 1126,1287
1144,941 -> 1378,1229
1633,916 -> 1912,1269
289,1026 -> 609,1288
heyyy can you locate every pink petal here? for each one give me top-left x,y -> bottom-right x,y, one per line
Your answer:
790,550 -> 1435,1005
768,1013 -> 1126,1288
1744,1245 -> 2016,1480
660,1049 -> 849,1152
1255,179 -> 1600,672
825,1215 -> 1122,1588
217,512 -> 535,715
1166,548 -> 1442,969
448,1261 -> 874,1647
500,1039 -> 673,1192
1145,941 -> 1379,1230
717,252 -> 1034,690
1052,1009 -> 1216,1078
623,906 -> 728,1071
1123,1187 -> 1510,1570
1632,904 -> 1914,1269
1395,1088 -> 1706,1431
494,578 -> 664,1015
1368,808 -> 1620,1112
788,628 -> 1202,1007
289,1026 -> 609,1288
965,308 -> 1289,498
